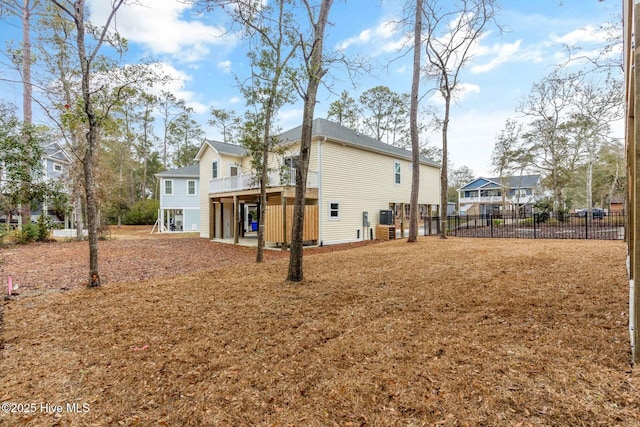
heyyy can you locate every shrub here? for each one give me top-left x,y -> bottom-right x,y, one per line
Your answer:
14,223 -> 39,244
0,224 -> 9,246
123,199 -> 160,225
492,219 -> 503,227
36,215 -> 52,241
520,218 -> 535,226
556,209 -> 570,222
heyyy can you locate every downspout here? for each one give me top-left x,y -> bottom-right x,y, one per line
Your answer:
318,137 -> 326,246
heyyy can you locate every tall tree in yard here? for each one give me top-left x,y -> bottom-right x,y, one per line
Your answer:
157,91 -> 188,169
196,0 -> 299,263
167,108 -> 204,168
491,119 -> 527,214
565,75 -> 623,217
407,0 -> 422,242
50,0 -> 126,287
422,0 -> 497,238
287,0 -> 333,282
517,71 -> 581,214
359,85 -> 410,148
209,108 -> 241,144
326,90 -> 358,129
0,0 -> 41,224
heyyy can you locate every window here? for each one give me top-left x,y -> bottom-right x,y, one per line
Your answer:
54,164 -> 62,172
164,180 -> 173,195
187,180 -> 196,195
511,188 -> 527,197
481,189 -> 501,197
229,165 -> 238,176
212,161 -> 218,178
394,161 -> 401,184
328,201 -> 340,220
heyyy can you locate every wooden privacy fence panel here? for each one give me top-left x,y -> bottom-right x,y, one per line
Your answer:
265,204 -> 319,243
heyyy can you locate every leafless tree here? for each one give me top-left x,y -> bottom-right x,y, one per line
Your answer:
422,0 -> 498,238
287,0 -> 333,282
50,0 -> 127,287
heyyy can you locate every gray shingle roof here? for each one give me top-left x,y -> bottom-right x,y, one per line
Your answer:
42,142 -> 71,163
278,118 -> 440,167
205,139 -> 246,157
460,174 -> 541,190
155,164 -> 200,178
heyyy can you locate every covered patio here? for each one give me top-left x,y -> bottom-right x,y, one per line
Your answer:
208,186 -> 319,247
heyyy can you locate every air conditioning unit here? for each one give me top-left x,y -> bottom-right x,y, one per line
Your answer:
379,210 -> 394,225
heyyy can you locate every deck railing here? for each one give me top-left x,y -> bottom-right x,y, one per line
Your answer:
210,170 -> 318,193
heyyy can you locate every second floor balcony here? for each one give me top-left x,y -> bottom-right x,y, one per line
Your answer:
210,169 -> 318,194
459,194 -> 535,205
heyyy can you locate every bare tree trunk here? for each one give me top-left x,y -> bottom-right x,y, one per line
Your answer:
20,0 -> 33,225
74,185 -> 83,240
287,0 -> 333,282
439,92 -> 450,239
53,0 -> 125,287
608,159 -> 620,212
256,110 -> 271,263
407,0 -> 422,243
586,157 -> 594,218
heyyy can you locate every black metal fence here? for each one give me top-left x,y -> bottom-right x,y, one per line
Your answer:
423,212 -> 625,240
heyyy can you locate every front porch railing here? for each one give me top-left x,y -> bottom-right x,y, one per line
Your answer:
210,170 -> 318,193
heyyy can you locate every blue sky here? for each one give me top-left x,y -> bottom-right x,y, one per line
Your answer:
0,0 -> 622,177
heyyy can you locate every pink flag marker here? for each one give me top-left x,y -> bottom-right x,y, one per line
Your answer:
7,275 -> 12,297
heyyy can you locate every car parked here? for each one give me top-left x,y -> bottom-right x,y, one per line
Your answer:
577,207 -> 605,218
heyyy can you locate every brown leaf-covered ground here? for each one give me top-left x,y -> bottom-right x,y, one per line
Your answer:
0,227 -> 638,426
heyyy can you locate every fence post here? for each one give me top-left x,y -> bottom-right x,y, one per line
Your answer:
490,214 -> 494,238
585,214 -> 589,239
533,213 -> 537,238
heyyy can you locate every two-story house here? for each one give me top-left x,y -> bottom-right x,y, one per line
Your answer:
458,174 -> 542,216
155,164 -> 200,232
32,141 -> 73,226
196,118 -> 441,245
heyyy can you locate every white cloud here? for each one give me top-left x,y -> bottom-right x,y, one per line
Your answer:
275,108 -> 304,131
471,40 -> 522,73
551,25 -> 609,46
338,29 -> 372,50
229,96 -> 242,104
427,108 -> 516,177
218,60 -> 232,73
336,19 -> 402,54
429,83 -> 481,105
143,63 -> 207,113
87,0 -> 236,62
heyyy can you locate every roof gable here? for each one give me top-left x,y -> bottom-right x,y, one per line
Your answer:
195,139 -> 246,161
42,142 -> 71,163
460,178 -> 492,190
155,164 -> 200,178
460,174 -> 541,190
278,118 -> 440,167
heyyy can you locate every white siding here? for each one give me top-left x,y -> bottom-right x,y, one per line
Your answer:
198,146 -> 217,238
199,145 -> 249,238
318,139 -> 440,244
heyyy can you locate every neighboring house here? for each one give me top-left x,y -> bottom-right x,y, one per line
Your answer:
156,164 -> 200,232
610,196 -> 625,214
458,174 -> 542,216
31,141 -> 73,225
196,118 -> 441,245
